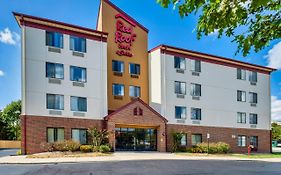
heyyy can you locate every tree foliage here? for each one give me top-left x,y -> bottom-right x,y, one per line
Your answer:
157,0 -> 281,56
0,100 -> 21,140
87,128 -> 109,147
272,122 -> 281,141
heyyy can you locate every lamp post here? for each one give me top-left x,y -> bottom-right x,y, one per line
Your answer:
207,133 -> 210,154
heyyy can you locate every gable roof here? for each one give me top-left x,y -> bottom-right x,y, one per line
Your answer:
104,98 -> 168,122
149,44 -> 276,74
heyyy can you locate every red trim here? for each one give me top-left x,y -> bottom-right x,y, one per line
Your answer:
103,0 -> 149,33
13,12 -> 108,42
104,98 -> 168,122
149,44 -> 276,74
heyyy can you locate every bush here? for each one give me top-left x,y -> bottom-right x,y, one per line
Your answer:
191,142 -> 230,154
16,149 -> 22,155
40,142 -> 55,152
92,146 -> 100,152
99,145 -> 111,153
53,140 -> 81,152
80,145 -> 93,152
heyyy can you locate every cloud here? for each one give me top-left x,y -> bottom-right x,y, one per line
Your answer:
272,96 -> 281,121
209,29 -> 219,36
0,70 -> 4,77
266,42 -> 281,69
0,28 -> 20,45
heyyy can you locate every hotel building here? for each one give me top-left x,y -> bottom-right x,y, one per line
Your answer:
14,0 -> 275,154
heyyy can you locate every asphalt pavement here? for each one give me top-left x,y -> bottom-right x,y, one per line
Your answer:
0,149 -> 17,157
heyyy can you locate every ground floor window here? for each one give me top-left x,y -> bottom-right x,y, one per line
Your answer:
180,134 -> 187,146
191,134 -> 202,146
250,136 -> 258,148
47,128 -> 64,142
237,135 -> 246,147
72,129 -> 87,144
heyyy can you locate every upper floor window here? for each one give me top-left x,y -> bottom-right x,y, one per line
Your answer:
175,81 -> 186,95
191,108 -> 201,120
46,94 -> 64,110
180,134 -> 187,146
70,66 -> 87,82
190,83 -> 201,96
112,60 -> 124,73
237,135 -> 246,147
249,71 -> 257,82
192,134 -> 202,146
113,84 -> 124,96
174,56 -> 185,70
237,90 -> 246,102
249,92 -> 258,104
191,60 -> 201,72
237,68 -> 246,80
47,128 -> 64,143
46,62 -> 64,79
71,96 -> 87,112
237,112 -> 246,124
249,113 -> 258,124
70,36 -> 86,53
129,63 -> 140,75
129,86 -> 140,97
46,31 -> 63,48
175,106 -> 186,119
72,129 -> 87,144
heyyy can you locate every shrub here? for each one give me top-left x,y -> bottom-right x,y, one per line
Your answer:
53,140 -> 81,152
16,149 -> 22,155
99,145 -> 111,153
40,142 -> 55,152
80,145 -> 93,152
191,142 -> 230,154
92,146 -> 100,152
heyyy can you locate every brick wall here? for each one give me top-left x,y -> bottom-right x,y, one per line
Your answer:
167,124 -> 271,153
21,115 -> 104,154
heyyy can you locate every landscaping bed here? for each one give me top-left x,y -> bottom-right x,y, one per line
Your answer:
27,151 -> 112,158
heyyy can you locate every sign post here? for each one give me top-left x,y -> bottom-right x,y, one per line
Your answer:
207,133 -> 210,154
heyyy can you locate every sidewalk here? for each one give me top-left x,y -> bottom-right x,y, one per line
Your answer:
1,152 -> 281,164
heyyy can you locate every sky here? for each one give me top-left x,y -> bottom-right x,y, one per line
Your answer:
0,0 -> 280,121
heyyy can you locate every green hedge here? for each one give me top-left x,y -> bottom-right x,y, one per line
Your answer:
80,145 -> 93,152
99,145 -> 111,153
189,142 -> 230,154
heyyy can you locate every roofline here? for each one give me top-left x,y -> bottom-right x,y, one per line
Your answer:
104,98 -> 168,122
102,0 -> 149,33
13,12 -> 108,42
149,44 -> 276,74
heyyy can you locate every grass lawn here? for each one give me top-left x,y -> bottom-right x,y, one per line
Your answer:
26,151 -> 112,158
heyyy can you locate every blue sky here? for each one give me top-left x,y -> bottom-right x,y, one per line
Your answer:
0,0 -> 280,120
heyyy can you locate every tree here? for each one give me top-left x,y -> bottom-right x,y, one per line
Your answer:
157,0 -> 281,56
272,122 -> 281,141
0,100 -> 21,140
87,128 -> 109,147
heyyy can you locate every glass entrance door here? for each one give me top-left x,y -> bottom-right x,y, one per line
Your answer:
115,127 -> 157,151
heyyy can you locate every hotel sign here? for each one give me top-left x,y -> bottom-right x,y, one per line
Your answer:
115,14 -> 136,57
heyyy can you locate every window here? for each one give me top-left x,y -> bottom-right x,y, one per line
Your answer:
70,36 -> 86,53
237,90 -> 246,102
71,96 -> 87,112
46,62 -> 64,79
113,84 -> 124,96
191,108 -> 201,120
237,135 -> 246,147
192,134 -> 202,146
180,134 -> 187,146
129,63 -> 140,75
250,136 -> 258,147
190,83 -> 201,96
175,81 -> 186,95
129,86 -> 140,97
249,71 -> 257,82
72,129 -> 87,144
191,60 -> 201,72
175,106 -> 186,119
46,31 -> 63,48
249,92 -> 258,104
174,56 -> 185,70
237,68 -> 246,80
249,113 -> 258,124
70,66 -> 87,82
112,60 -> 124,73
46,94 -> 64,110
47,128 -> 64,142
237,112 -> 246,124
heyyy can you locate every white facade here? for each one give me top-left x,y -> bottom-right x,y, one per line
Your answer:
21,26 -> 108,119
149,49 -> 271,130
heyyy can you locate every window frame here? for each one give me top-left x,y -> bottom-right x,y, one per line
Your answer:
190,83 -> 201,97
112,60 -> 124,73
174,81 -> 186,95
180,134 -> 187,146
237,135 -> 247,147
70,35 -> 87,53
237,90 -> 246,102
46,93 -> 64,110
175,106 -> 187,119
46,62 -> 64,79
47,127 -> 64,143
237,112 -> 246,124
237,68 -> 246,80
70,66 -> 87,83
250,136 -> 258,147
129,85 -> 141,97
249,71 -> 257,82
249,113 -> 258,124
191,108 -> 201,120
191,134 -> 202,146
249,92 -> 258,104
112,83 -> 125,96
174,56 -> 186,70
70,96 -> 87,112
191,59 -> 201,72
71,128 -> 88,145
45,31 -> 63,48
129,63 -> 141,75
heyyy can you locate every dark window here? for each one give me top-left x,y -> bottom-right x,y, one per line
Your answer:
174,56 -> 185,70
72,129 -> 87,144
249,71 -> 257,82
46,62 -> 64,79
112,60 -> 124,73
46,31 -> 63,48
192,134 -> 202,145
249,114 -> 258,124
237,68 -> 246,80
70,36 -> 86,53
129,63 -> 140,75
46,94 -> 64,110
47,128 -> 64,142
191,83 -> 201,96
191,60 -> 201,72
191,108 -> 201,120
113,84 -> 124,96
175,106 -> 186,119
237,135 -> 246,147
70,66 -> 87,82
250,136 -> 258,147
237,112 -> 246,124
71,96 -> 87,112
175,81 -> 186,95
249,92 -> 258,103
237,90 -> 246,102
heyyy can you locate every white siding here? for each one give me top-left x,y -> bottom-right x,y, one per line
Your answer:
22,26 -> 108,119
149,50 -> 271,130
